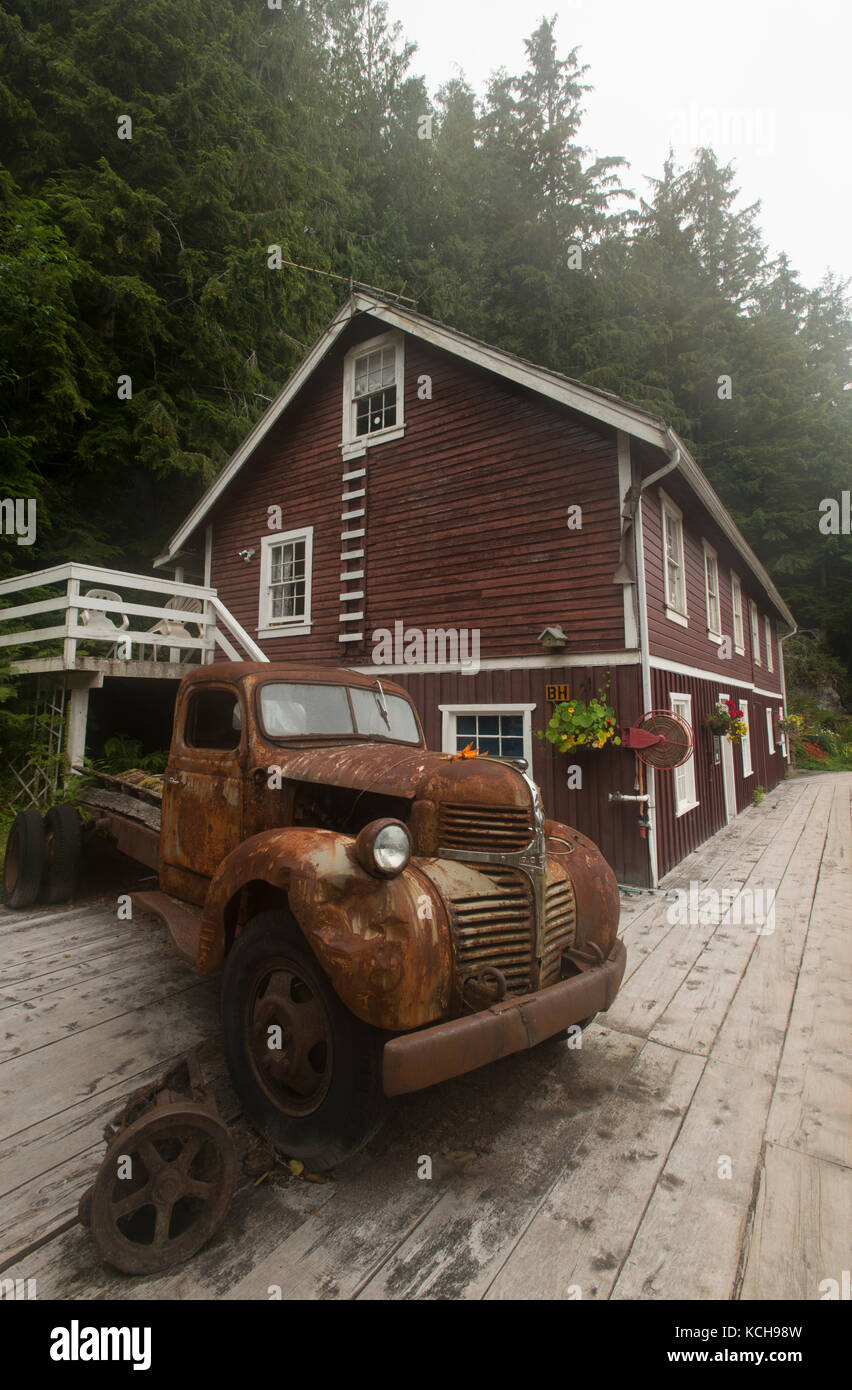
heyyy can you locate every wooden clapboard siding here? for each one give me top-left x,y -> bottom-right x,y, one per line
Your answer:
651,668 -> 788,878
390,661 -> 649,886
208,315 -> 625,662
638,451 -> 784,690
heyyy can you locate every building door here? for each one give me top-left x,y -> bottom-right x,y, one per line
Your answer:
718,691 -> 736,824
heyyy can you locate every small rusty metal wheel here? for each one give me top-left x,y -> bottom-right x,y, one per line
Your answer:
246,959 -> 334,1116
84,1104 -> 237,1275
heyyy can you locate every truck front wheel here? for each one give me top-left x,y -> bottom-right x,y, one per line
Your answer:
222,910 -> 385,1171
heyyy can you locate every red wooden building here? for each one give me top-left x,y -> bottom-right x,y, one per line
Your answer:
154,291 -> 795,886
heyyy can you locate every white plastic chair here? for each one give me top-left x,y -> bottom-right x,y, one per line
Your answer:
78,588 -> 131,658
144,595 -> 203,662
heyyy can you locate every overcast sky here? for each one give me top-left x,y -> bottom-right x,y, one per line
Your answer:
385,0 -> 851,291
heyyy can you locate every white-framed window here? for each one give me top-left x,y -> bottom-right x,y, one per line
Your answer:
670,693 -> 698,816
778,705 -> 787,758
766,706 -> 775,754
764,615 -> 774,672
661,491 -> 687,624
731,572 -> 745,653
439,704 -> 535,768
703,541 -> 721,639
341,331 -> 405,457
741,698 -> 753,776
258,528 -> 313,638
749,600 -> 761,666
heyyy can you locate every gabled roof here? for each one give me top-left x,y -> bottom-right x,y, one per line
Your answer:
154,290 -> 794,627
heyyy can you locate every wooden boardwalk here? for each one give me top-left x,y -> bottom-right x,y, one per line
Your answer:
1,771 -> 849,1300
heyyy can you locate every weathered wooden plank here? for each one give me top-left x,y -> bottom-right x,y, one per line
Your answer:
355,1028 -> 643,1300
763,777 -> 852,1169
648,782 -> 825,1057
610,1058 -> 775,1300
484,1041 -> 704,1300
0,979 -> 219,1142
739,1142 -> 852,1301
711,785 -> 835,1077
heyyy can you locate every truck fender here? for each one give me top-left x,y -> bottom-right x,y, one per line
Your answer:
199,827 -> 453,1031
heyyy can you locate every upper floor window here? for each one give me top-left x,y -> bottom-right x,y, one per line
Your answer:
731,572 -> 745,653
342,331 -> 405,456
258,528 -> 313,638
749,599 -> 761,665
764,615 -> 774,672
703,542 -> 721,639
661,491 -> 687,624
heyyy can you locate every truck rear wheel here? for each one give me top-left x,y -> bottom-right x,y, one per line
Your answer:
41,805 -> 83,903
3,809 -> 46,909
222,910 -> 385,1171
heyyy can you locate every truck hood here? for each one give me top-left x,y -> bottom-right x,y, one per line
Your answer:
276,743 -> 533,811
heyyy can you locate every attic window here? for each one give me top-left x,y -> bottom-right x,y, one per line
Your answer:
342,331 -> 405,457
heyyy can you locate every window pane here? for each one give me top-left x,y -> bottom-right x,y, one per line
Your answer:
477,736 -> 501,755
350,688 -> 420,743
456,716 -> 476,738
501,737 -> 524,757
501,716 -> 523,738
259,683 -> 353,738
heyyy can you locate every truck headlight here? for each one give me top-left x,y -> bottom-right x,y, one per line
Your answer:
355,819 -> 411,878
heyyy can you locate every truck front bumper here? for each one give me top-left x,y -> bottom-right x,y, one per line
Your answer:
382,938 -> 627,1096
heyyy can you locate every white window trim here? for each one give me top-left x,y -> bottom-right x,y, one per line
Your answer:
778,705 -> 787,759
766,706 -> 775,754
749,600 -> 761,666
741,698 -> 753,777
439,703 -> 536,768
730,571 -> 745,654
257,527 -> 314,638
341,330 -> 405,459
660,489 -> 688,624
703,540 -> 722,640
670,692 -> 698,817
764,615 -> 774,672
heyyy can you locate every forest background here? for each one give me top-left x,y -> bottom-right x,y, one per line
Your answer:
1,0 -> 850,772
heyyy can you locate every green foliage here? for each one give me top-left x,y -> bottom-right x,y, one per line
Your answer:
538,681 -> 621,753
752,785 -> 765,806
96,735 -> 167,773
0,2 -> 849,682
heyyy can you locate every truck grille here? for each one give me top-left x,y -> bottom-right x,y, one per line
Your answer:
541,876 -> 577,986
438,802 -> 533,853
448,867 -> 578,996
450,869 -> 534,994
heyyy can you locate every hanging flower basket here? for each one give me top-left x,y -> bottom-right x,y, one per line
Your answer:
538,682 -> 621,754
704,699 -> 747,742
703,704 -> 733,736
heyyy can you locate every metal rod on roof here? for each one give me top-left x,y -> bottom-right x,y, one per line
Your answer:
276,256 -> 417,304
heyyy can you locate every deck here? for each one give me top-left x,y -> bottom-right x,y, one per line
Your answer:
1,771 -> 849,1300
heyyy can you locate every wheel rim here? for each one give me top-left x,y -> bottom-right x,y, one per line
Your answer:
89,1108 -> 236,1274
245,957 -> 334,1116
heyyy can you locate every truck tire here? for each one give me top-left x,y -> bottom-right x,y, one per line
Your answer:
3,809 -> 46,909
41,805 -> 83,903
222,910 -> 386,1171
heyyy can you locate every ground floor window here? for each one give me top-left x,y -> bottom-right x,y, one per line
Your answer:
766,706 -> 775,754
439,704 -> 535,766
670,692 -> 698,816
741,699 -> 753,777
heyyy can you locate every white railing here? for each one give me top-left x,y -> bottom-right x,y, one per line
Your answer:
0,563 -> 268,670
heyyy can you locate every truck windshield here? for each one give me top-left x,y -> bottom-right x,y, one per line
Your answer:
258,682 -> 420,743
350,686 -> 420,743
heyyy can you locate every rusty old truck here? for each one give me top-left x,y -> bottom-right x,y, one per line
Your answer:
4,662 -> 626,1169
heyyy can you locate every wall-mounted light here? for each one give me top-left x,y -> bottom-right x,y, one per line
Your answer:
238,548 -> 256,562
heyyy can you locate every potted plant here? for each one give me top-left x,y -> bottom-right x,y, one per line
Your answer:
538,680 -> 621,754
703,703 -> 733,736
